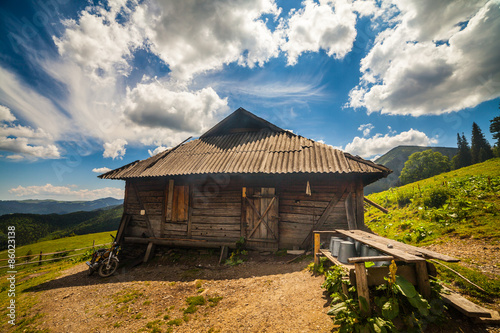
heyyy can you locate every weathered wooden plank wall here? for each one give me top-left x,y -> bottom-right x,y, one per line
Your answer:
122,175 -> 365,249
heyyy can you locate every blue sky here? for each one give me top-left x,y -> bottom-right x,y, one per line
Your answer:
0,0 -> 499,201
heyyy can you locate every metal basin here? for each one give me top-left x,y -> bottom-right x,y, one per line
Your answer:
338,241 -> 357,264
329,237 -> 342,253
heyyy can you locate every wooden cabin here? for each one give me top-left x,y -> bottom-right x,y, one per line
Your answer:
100,108 -> 391,251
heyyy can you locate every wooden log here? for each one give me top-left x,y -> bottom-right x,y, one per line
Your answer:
364,197 -> 389,214
191,207 -> 241,216
280,199 -> 329,208
124,236 -> 236,249
190,216 -> 240,224
354,262 -> 371,317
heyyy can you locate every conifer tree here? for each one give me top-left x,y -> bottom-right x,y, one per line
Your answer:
452,133 -> 472,169
471,122 -> 493,164
490,106 -> 500,157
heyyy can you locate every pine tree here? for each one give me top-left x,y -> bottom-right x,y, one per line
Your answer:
452,133 -> 472,169
471,122 -> 493,164
490,106 -> 500,157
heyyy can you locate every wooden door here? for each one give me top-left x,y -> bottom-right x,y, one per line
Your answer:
244,187 -> 279,250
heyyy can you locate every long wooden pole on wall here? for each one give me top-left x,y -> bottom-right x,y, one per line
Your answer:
166,179 -> 174,221
187,185 -> 194,238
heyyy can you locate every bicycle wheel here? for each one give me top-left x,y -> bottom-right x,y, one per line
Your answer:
98,257 -> 119,277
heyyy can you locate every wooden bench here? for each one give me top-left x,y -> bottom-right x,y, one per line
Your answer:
313,230 -> 456,315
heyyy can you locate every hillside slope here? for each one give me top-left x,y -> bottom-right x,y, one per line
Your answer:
0,205 -> 123,249
365,158 -> 500,304
365,145 -> 458,195
365,158 -> 500,245
0,197 -> 122,215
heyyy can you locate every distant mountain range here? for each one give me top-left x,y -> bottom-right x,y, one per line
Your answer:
0,197 -> 122,216
365,146 -> 458,195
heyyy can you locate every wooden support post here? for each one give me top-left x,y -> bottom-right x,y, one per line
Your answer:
415,261 -> 431,299
354,262 -> 371,317
314,233 -> 321,265
38,251 -> 42,266
355,181 -> 365,229
143,242 -> 156,263
240,187 -> 247,238
219,245 -> 229,265
92,240 -> 95,249
345,189 -> 357,230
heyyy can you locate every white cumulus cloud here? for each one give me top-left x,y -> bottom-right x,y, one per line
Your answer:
344,128 -> 438,159
92,167 -> 112,174
123,81 -> 229,132
103,138 -> 127,160
9,183 -> 124,200
357,123 -> 374,137
148,146 -> 169,157
141,0 -> 282,80
281,0 -> 358,65
349,0 -> 500,116
0,104 -> 61,159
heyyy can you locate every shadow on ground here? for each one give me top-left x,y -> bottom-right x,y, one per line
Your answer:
24,248 -> 312,293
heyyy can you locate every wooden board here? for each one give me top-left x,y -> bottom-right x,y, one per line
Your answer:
319,249 -> 354,270
338,229 -> 459,262
441,287 -> 492,318
336,229 -> 429,262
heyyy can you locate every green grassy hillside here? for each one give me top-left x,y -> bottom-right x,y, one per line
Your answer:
0,230 -> 117,260
365,145 -> 458,195
365,158 -> 500,245
365,158 -> 500,301
0,205 -> 123,249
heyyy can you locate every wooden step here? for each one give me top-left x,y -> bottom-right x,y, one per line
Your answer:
441,288 -> 492,318
474,310 -> 500,324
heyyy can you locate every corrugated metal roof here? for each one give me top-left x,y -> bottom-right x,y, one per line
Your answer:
100,130 -> 391,179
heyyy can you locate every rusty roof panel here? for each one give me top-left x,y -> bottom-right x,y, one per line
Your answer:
99,131 -> 391,179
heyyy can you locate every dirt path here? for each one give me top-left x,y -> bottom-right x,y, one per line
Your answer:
28,252 -> 333,332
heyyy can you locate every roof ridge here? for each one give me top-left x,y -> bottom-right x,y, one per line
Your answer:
344,152 -> 392,173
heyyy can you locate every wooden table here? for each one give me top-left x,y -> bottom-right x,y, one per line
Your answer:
313,229 -> 460,316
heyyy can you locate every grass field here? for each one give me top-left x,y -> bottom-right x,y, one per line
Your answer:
0,230 -> 117,260
365,158 -> 500,301
365,158 -> 500,246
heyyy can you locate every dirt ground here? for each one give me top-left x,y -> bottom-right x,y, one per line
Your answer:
28,250 -> 334,333
17,241 -> 500,333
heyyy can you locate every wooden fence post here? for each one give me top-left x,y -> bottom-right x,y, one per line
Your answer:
314,232 -> 320,265
93,240 -> 95,249
38,251 -> 42,266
